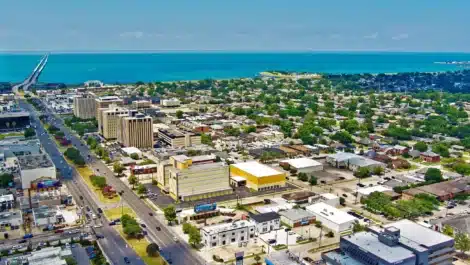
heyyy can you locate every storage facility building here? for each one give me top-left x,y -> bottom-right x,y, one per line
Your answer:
306,202 -> 357,232
230,161 -> 286,191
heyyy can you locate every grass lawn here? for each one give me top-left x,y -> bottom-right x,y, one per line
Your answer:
75,165 -> 120,204
114,225 -> 167,265
104,206 -> 136,220
396,164 -> 419,172
0,132 -> 23,140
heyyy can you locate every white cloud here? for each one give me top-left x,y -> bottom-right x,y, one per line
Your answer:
392,33 -> 409,40
364,32 -> 379,39
119,31 -> 144,39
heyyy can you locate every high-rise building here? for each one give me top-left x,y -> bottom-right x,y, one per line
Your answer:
98,105 -> 128,139
95,96 -> 123,127
118,112 -> 153,148
73,94 -> 96,119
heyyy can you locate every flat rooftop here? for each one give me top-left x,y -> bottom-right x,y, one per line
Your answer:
384,219 -> 453,248
158,128 -> 197,138
343,231 -> 416,263
96,96 -> 121,102
201,220 -> 254,235
306,202 -> 357,224
18,154 -> 54,170
231,161 -> 284,178
281,157 -> 322,169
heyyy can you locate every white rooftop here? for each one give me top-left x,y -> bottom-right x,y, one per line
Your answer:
384,219 -> 453,248
122,147 -> 141,155
357,185 -> 392,196
320,193 -> 339,200
281,157 -> 323,169
201,220 -> 255,235
306,202 -> 357,224
231,161 -> 283,178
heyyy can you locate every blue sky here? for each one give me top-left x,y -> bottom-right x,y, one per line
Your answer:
1,0 -> 469,52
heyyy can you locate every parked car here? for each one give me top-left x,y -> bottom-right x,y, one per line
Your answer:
124,257 -> 131,264
156,226 -> 161,231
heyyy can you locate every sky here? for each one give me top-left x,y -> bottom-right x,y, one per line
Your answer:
1,0 -> 469,52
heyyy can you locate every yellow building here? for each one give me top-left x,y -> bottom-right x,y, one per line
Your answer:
230,161 -> 286,191
168,155 -> 232,201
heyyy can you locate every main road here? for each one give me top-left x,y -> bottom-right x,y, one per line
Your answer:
25,98 -> 206,265
19,99 -> 146,265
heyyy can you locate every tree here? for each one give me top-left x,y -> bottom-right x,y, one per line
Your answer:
243,125 -> 257,134
253,254 -> 261,265
182,223 -> 193,234
113,162 -> 124,174
295,172 -> 306,181
331,131 -> 354,144
163,205 -> 177,224
91,175 -> 107,188
372,166 -> 384,176
0,173 -> 13,188
176,110 -> 184,119
455,232 -> 470,253
188,228 -> 202,247
339,197 -> 346,206
352,222 -> 366,233
425,168 -> 443,183
64,147 -> 85,166
24,128 -> 36,138
309,175 -> 318,186
355,167 -> 370,178
146,243 -> 160,257
128,174 -> 138,189
130,153 -> 139,160
137,184 -> 147,194
201,133 -> 212,145
432,143 -> 450,158
442,225 -> 454,237
65,257 -> 78,265
414,141 -> 428,152
123,223 -> 142,238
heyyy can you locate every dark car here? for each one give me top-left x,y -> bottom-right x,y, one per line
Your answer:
357,183 -> 365,187
18,239 -> 27,244
303,257 -> 315,264
148,212 -> 153,216
97,208 -> 103,214
124,257 -> 131,264
140,223 -> 146,228
156,226 -> 161,231
96,234 -> 104,239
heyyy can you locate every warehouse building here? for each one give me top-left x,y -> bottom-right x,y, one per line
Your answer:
306,202 -> 357,232
230,161 -> 286,191
18,154 -> 56,189
168,155 -> 232,201
278,208 -> 315,228
279,158 -> 323,174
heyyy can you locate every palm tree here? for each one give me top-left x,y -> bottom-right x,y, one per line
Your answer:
5,122 -> 9,129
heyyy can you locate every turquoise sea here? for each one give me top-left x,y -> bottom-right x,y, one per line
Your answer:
2,52 -> 470,84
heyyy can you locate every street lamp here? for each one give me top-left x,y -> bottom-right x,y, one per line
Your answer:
118,190 -> 125,215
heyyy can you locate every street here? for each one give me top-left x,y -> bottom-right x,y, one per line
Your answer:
20,99 -> 146,265
25,98 -> 206,265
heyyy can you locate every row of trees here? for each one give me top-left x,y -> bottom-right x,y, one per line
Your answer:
182,223 -> 202,247
64,147 -> 85,166
121,214 -> 143,238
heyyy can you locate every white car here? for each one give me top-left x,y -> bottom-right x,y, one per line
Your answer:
173,236 -> 179,242
92,214 -> 97,220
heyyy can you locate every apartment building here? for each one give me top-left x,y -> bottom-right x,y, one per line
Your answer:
322,219 -> 455,265
118,112 -> 153,148
98,105 -> 129,139
168,155 -> 232,201
73,93 -> 96,119
156,127 -> 201,148
201,220 -> 256,248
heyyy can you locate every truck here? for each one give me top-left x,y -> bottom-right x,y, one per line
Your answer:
194,203 -> 217,213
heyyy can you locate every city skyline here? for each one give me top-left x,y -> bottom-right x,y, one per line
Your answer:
1,0 -> 470,52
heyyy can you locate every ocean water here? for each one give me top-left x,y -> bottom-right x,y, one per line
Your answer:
2,52 -> 470,84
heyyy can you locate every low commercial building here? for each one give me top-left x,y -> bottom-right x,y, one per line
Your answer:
326,152 -> 385,172
0,210 -> 23,227
161,98 -> 181,107
0,194 -> 15,211
73,93 -> 96,119
0,111 -> 31,130
278,208 -> 315,228
201,220 -> 256,248
402,177 -> 470,201
0,138 -> 41,157
132,100 -> 152,109
279,158 -> 323,174
306,202 -> 357,232
5,246 -> 73,265
156,127 -> 201,148
18,154 -> 56,189
357,185 -> 393,200
323,219 -> 455,265
265,250 -> 304,265
230,161 -> 286,191
250,212 -> 281,234
282,191 -> 316,204
168,155 -> 232,201
32,206 -> 63,227
308,193 -> 340,207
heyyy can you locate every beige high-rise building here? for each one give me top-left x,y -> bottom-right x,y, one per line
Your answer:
99,106 -> 128,139
95,95 -> 123,118
73,94 -> 96,119
118,113 -> 153,148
